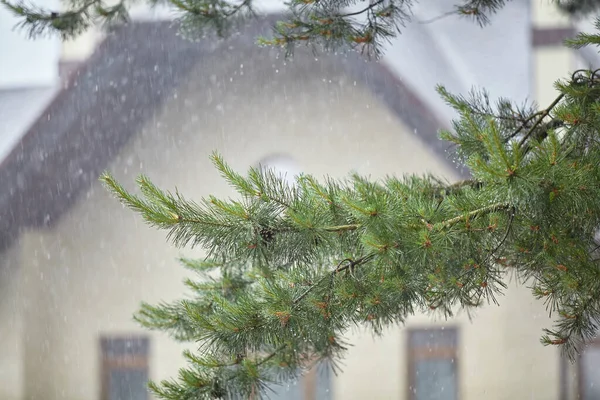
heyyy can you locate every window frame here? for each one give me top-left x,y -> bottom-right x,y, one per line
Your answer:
100,335 -> 150,400
258,361 -> 330,400
406,327 -> 460,400
577,338 -> 600,400
256,154 -> 300,188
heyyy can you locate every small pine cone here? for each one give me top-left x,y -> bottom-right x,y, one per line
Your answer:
259,227 -> 276,244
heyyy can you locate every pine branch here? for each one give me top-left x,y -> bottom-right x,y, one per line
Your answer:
2,0 -> 518,58
517,93 -> 565,148
0,0 -> 126,39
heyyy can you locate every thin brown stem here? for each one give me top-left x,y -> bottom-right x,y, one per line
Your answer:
454,208 -> 515,286
473,111 -> 513,121
506,111 -> 544,141
256,344 -> 288,366
224,0 -> 251,16
265,194 -> 296,212
339,0 -> 384,18
445,179 -> 483,192
292,254 -> 375,305
177,216 -> 235,228
517,93 -> 565,148
323,224 -> 360,232
487,207 -> 515,262
436,203 -> 510,230
418,10 -> 456,24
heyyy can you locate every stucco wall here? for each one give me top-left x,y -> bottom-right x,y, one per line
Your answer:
336,282 -> 559,400
0,240 -> 23,400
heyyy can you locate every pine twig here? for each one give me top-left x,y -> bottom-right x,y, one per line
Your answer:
256,344 -> 288,366
323,224 -> 360,232
292,254 -> 375,305
505,110 -> 544,141
418,10 -> 456,24
445,179 -> 483,192
339,0 -> 385,18
323,203 -> 508,234
517,93 -> 565,148
175,215 -> 236,228
455,208 -> 515,287
487,207 -> 515,262
223,0 -> 251,17
436,202 -> 510,230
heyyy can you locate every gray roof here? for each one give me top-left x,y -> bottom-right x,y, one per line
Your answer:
0,17 -> 464,251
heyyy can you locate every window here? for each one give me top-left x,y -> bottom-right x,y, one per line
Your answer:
257,154 -> 300,187
266,364 -> 332,400
100,336 -> 150,400
579,340 -> 600,400
407,327 -> 459,400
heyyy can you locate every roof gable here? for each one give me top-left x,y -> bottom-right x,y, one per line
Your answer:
0,18 -> 460,251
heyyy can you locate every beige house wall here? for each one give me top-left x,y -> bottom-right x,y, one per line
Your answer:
532,0 -> 575,106
534,47 -> 573,106
532,0 -> 570,29
531,2 -> 579,400
338,283 -> 559,399
0,241 -> 24,400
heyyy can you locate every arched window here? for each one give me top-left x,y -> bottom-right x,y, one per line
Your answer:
257,154 -> 300,187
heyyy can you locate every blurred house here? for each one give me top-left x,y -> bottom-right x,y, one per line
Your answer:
0,1 -> 599,400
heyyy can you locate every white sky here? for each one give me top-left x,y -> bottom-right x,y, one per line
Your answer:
0,0 -> 61,88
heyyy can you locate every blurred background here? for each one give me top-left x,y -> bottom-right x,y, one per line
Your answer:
1,0 -> 599,399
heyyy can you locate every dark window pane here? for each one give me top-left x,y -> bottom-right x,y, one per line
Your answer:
414,359 -> 457,400
314,368 -> 333,400
109,367 -> 148,400
581,347 -> 600,400
410,329 -> 457,349
101,337 -> 149,357
266,381 -> 303,400
265,367 -> 332,400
